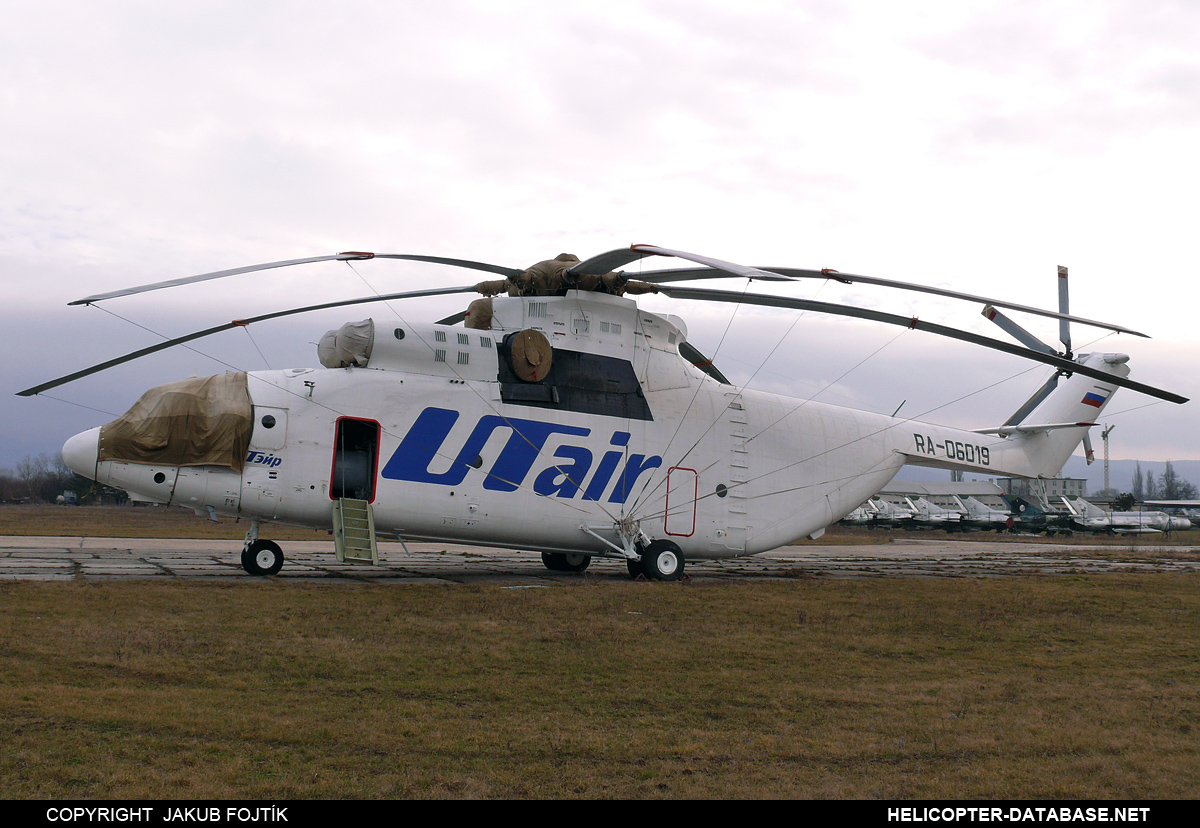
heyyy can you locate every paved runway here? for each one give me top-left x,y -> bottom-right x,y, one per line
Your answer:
3,535 -> 1198,583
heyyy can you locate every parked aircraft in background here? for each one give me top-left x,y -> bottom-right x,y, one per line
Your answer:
954,495 -> 1015,532
1144,501 -> 1200,529
864,497 -> 918,528
1061,498 -> 1192,534
1003,496 -> 1074,535
904,496 -> 964,530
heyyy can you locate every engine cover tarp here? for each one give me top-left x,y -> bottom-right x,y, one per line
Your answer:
317,318 -> 375,368
98,372 -> 253,472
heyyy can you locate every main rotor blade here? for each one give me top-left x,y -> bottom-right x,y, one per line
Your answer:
436,310 -> 469,326
568,247 -> 662,276
70,252 -> 377,305
631,244 -> 793,282
678,340 -> 731,385
633,264 -> 1147,337
19,285 -> 477,396
656,285 -> 1187,404
372,254 -> 522,278
70,252 -> 522,306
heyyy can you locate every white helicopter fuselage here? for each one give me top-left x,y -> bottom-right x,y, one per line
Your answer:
65,289 -> 1123,564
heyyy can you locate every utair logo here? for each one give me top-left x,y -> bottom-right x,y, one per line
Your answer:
246,451 -> 282,468
381,407 -> 662,504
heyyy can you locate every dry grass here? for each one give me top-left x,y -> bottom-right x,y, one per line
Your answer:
2,576 -> 1198,799
0,504 -> 328,541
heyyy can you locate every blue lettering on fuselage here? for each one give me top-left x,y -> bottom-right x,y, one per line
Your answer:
246,451 -> 282,468
380,407 -> 662,504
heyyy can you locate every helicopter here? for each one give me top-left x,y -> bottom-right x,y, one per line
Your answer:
20,245 -> 1188,580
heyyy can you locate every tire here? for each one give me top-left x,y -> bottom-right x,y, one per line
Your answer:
240,546 -> 258,575
244,539 -> 284,576
542,552 -> 592,573
560,553 -> 591,573
626,557 -> 645,579
641,539 -> 684,582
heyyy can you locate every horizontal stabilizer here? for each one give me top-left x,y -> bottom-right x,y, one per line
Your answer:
973,422 -> 1096,437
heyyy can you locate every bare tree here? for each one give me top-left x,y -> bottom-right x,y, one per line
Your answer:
1162,461 -> 1198,500
16,454 -> 50,500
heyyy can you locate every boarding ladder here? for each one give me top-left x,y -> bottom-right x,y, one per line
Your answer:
333,498 -> 378,565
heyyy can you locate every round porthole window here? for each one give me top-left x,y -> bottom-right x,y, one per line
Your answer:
153,472 -> 166,484
715,484 -> 728,498
394,328 -> 405,340
261,415 -> 276,429
471,455 -> 484,469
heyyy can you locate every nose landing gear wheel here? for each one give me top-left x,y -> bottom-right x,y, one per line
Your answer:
241,539 -> 284,576
640,539 -> 685,582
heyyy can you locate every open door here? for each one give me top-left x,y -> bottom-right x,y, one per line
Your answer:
330,417 -> 381,502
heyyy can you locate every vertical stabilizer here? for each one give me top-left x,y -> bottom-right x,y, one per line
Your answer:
1009,353 -> 1128,478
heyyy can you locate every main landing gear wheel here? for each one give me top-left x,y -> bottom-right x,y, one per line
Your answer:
640,539 -> 685,582
541,552 -> 592,573
241,539 -> 284,576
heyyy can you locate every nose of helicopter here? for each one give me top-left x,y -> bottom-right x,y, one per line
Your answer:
62,427 -> 101,480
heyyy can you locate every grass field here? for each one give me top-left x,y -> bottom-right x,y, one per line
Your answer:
0,504 -> 330,541
2,505 -> 1198,799
3,577 -> 1199,798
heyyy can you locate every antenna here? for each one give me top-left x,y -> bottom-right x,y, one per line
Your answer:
1102,424 -> 1116,494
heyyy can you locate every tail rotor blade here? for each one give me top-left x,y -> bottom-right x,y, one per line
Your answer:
982,305 -> 1057,355
1003,372 -> 1061,427
1058,265 -> 1072,355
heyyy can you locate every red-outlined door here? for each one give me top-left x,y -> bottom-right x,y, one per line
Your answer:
664,466 -> 698,537
329,417 -> 381,503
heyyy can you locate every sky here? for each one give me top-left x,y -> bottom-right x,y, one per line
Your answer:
2,0 -> 1197,479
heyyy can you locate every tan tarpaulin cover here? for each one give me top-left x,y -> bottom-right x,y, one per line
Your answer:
474,253 -> 661,297
509,329 -> 553,382
317,318 -> 375,368
98,372 -> 253,472
464,297 -> 494,330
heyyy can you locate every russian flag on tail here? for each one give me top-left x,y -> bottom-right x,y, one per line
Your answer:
1082,386 -> 1111,408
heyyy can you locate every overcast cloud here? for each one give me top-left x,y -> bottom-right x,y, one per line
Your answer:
2,0 -> 1197,475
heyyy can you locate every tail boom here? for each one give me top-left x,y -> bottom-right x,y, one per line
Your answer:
895,353 -> 1128,481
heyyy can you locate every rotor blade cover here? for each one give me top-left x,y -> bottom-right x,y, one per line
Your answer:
318,319 -> 375,368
